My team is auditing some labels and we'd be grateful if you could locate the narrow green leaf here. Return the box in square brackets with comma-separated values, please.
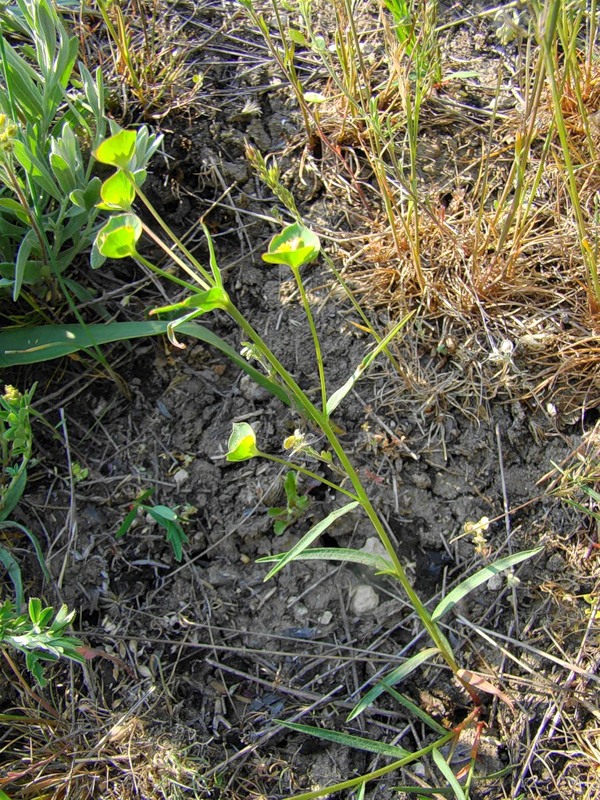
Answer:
[257, 546, 393, 573]
[115, 506, 139, 539]
[348, 647, 440, 721]
[0, 520, 50, 581]
[13, 232, 34, 301]
[0, 321, 290, 405]
[0, 468, 28, 520]
[383, 685, 448, 734]
[278, 720, 410, 757]
[263, 502, 359, 581]
[0, 545, 23, 608]
[326, 312, 413, 415]
[431, 546, 544, 622]
[431, 748, 467, 800]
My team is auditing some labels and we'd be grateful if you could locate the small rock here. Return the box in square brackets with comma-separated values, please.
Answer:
[360, 537, 388, 558]
[173, 468, 189, 489]
[487, 573, 503, 592]
[351, 584, 379, 615]
[292, 602, 309, 621]
[319, 610, 333, 625]
[411, 471, 432, 489]
[239, 374, 270, 402]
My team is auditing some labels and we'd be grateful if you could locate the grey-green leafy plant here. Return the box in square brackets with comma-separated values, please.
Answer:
[0, 597, 84, 686]
[0, 0, 107, 299]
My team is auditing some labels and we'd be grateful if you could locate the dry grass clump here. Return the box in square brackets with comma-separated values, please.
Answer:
[0, 662, 210, 800]
[253, 0, 600, 420]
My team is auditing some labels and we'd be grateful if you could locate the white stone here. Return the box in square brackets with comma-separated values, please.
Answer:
[351, 585, 379, 615]
[360, 537, 388, 558]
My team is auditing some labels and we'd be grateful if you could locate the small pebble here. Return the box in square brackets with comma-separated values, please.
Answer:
[487, 573, 503, 592]
[411, 472, 432, 489]
[360, 537, 388, 558]
[351, 584, 379, 615]
[546, 553, 566, 574]
[173, 468, 189, 489]
[319, 610, 333, 625]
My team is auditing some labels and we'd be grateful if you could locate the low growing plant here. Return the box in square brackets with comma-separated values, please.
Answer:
[267, 470, 310, 535]
[0, 597, 84, 686]
[0, 0, 108, 300]
[116, 488, 189, 562]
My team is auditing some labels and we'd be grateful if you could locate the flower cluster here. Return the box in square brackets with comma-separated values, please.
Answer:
[0, 114, 18, 155]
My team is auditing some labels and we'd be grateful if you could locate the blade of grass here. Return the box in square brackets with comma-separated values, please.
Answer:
[348, 647, 441, 721]
[277, 720, 411, 757]
[431, 546, 543, 622]
[0, 321, 290, 405]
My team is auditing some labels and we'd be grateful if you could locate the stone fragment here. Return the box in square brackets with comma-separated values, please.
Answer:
[351, 584, 379, 615]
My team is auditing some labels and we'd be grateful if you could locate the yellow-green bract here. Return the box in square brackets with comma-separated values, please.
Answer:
[262, 222, 320, 269]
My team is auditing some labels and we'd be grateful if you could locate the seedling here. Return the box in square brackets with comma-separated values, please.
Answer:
[267, 471, 310, 535]
[116, 488, 189, 562]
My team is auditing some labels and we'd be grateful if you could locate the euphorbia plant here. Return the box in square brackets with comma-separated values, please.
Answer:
[90, 129, 541, 795]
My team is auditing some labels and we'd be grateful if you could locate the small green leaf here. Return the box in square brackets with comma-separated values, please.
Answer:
[303, 91, 327, 104]
[226, 422, 260, 462]
[98, 171, 135, 210]
[348, 647, 441, 720]
[263, 502, 359, 580]
[148, 505, 178, 522]
[262, 222, 320, 269]
[95, 213, 142, 259]
[257, 546, 393, 573]
[94, 130, 137, 169]
[431, 546, 544, 622]
[288, 28, 307, 46]
[278, 720, 410, 757]
[0, 546, 23, 609]
[432, 748, 467, 800]
[150, 287, 230, 316]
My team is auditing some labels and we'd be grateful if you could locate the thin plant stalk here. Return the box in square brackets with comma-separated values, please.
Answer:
[128, 184, 459, 672]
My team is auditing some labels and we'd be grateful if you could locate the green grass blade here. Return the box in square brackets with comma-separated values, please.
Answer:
[326, 312, 413, 415]
[431, 748, 467, 800]
[383, 685, 447, 734]
[431, 546, 544, 622]
[348, 647, 441, 721]
[0, 321, 290, 405]
[278, 720, 410, 758]
[0, 520, 50, 581]
[257, 546, 394, 573]
[262, 502, 359, 581]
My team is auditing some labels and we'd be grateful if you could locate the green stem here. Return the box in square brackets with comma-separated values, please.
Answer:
[262, 453, 359, 501]
[291, 265, 328, 414]
[133, 184, 213, 288]
[284, 727, 457, 800]
[227, 301, 458, 671]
